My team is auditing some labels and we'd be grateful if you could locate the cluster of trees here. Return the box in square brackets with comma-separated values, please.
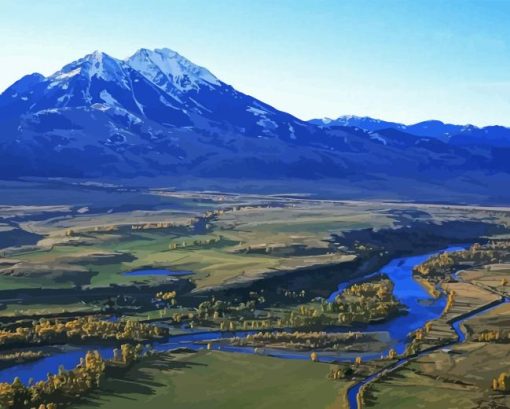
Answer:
[414, 252, 455, 277]
[492, 372, 510, 392]
[442, 290, 456, 316]
[328, 365, 354, 380]
[343, 280, 391, 299]
[160, 279, 399, 334]
[414, 241, 510, 280]
[199, 279, 401, 332]
[252, 279, 402, 329]
[0, 350, 46, 366]
[131, 221, 174, 230]
[196, 298, 257, 321]
[169, 237, 222, 250]
[218, 312, 318, 332]
[192, 293, 267, 328]
[112, 343, 145, 365]
[169, 311, 195, 324]
[204, 209, 225, 218]
[353, 242, 375, 254]
[280, 289, 307, 299]
[0, 317, 166, 348]
[226, 330, 374, 351]
[0, 327, 30, 346]
[330, 279, 402, 324]
[0, 350, 104, 409]
[474, 329, 510, 343]
[404, 321, 435, 355]
[203, 204, 272, 221]
[89, 225, 118, 233]
[0, 342, 149, 409]
[155, 291, 177, 302]
[219, 319, 271, 331]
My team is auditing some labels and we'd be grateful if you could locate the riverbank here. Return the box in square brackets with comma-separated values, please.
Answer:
[348, 243, 510, 409]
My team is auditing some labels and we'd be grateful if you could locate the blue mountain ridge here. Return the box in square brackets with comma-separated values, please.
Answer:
[1, 48, 509, 202]
[309, 115, 510, 146]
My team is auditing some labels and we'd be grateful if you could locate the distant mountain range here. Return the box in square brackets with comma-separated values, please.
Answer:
[309, 115, 510, 147]
[1, 48, 510, 203]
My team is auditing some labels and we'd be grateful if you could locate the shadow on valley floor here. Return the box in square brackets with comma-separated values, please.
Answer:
[81, 354, 207, 406]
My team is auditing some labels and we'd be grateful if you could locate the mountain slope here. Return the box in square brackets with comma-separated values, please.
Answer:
[0, 48, 332, 178]
[0, 48, 510, 202]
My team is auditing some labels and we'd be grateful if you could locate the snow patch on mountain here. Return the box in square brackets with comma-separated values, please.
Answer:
[127, 48, 220, 94]
[100, 90, 118, 106]
[370, 134, 387, 145]
[288, 124, 296, 140]
[247, 106, 269, 116]
[55, 67, 81, 81]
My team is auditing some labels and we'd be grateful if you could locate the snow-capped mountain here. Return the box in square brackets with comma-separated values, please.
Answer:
[309, 115, 509, 145]
[0, 48, 314, 142]
[0, 48, 327, 178]
[1, 48, 510, 202]
[127, 48, 221, 94]
[309, 115, 406, 133]
[0, 50, 192, 128]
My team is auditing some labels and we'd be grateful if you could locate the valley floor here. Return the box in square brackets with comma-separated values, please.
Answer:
[75, 351, 347, 409]
[2, 181, 510, 409]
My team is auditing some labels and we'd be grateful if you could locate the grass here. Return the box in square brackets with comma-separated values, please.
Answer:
[3, 193, 510, 293]
[367, 365, 481, 409]
[459, 264, 510, 297]
[367, 341, 510, 408]
[0, 301, 98, 317]
[3, 202, 380, 290]
[0, 275, 71, 290]
[366, 295, 510, 409]
[463, 302, 510, 335]
[76, 351, 347, 409]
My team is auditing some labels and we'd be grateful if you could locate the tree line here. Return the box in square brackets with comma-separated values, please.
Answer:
[0, 342, 150, 409]
[0, 316, 167, 349]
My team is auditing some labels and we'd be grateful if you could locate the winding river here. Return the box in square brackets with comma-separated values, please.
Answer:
[1, 243, 493, 407]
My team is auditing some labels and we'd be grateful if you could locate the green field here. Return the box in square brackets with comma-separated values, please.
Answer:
[365, 275, 510, 409]
[76, 351, 347, 409]
[1, 198, 396, 291]
[366, 342, 510, 409]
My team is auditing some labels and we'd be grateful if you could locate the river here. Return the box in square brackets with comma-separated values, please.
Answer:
[0, 245, 474, 390]
[345, 249, 508, 409]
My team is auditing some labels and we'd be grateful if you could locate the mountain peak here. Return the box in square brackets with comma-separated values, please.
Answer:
[126, 47, 220, 93]
[48, 50, 131, 92]
[86, 50, 108, 61]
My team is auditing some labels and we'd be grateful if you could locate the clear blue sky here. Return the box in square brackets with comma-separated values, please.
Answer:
[0, 0, 509, 126]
